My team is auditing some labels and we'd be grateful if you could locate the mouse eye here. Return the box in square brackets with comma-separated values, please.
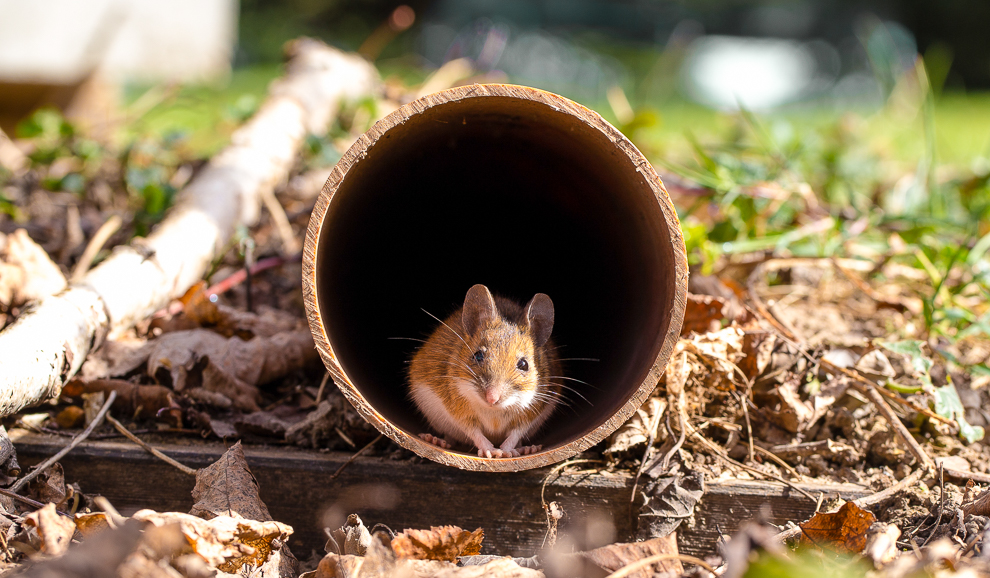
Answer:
[517, 358, 529, 372]
[473, 350, 485, 364]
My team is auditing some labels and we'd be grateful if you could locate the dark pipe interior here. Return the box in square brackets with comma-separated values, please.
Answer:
[317, 96, 676, 450]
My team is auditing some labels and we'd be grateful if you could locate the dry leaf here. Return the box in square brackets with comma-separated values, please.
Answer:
[0, 229, 66, 308]
[391, 526, 484, 562]
[23, 503, 75, 556]
[74, 512, 112, 537]
[133, 510, 293, 574]
[24, 463, 68, 511]
[580, 533, 682, 578]
[111, 327, 317, 411]
[64, 378, 178, 421]
[329, 514, 372, 556]
[681, 293, 726, 335]
[799, 501, 876, 553]
[55, 406, 85, 429]
[606, 397, 665, 456]
[864, 522, 901, 568]
[191, 441, 271, 522]
[432, 557, 544, 577]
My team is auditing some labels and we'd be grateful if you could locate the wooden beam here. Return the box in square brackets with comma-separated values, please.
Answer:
[12, 434, 869, 558]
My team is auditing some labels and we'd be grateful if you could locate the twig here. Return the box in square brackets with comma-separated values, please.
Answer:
[10, 390, 117, 493]
[541, 459, 605, 512]
[821, 359, 936, 472]
[603, 552, 716, 578]
[753, 445, 802, 480]
[261, 188, 300, 255]
[105, 415, 198, 476]
[93, 496, 126, 529]
[774, 468, 927, 543]
[71, 215, 122, 283]
[0, 487, 71, 518]
[630, 402, 665, 503]
[330, 434, 383, 479]
[919, 463, 946, 547]
[207, 254, 298, 297]
[823, 358, 950, 424]
[316, 371, 331, 404]
[689, 427, 817, 502]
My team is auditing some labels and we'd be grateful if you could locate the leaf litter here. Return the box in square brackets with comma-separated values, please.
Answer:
[1, 30, 990, 578]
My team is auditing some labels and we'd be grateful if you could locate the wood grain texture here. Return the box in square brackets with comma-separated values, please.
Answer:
[12, 435, 869, 558]
[303, 84, 688, 472]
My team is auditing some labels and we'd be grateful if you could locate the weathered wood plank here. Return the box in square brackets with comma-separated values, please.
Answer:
[13, 434, 869, 558]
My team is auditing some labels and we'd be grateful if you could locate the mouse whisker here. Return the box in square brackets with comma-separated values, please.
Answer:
[388, 336, 428, 343]
[543, 382, 594, 406]
[545, 375, 602, 391]
[555, 357, 600, 363]
[420, 308, 474, 352]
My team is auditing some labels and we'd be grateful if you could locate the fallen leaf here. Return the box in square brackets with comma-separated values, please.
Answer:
[111, 328, 317, 411]
[55, 406, 85, 429]
[64, 378, 178, 421]
[636, 466, 705, 539]
[391, 526, 484, 562]
[133, 510, 293, 574]
[329, 514, 372, 556]
[0, 229, 66, 308]
[681, 293, 726, 336]
[580, 533, 682, 577]
[24, 463, 68, 511]
[23, 503, 75, 555]
[432, 557, 544, 577]
[74, 512, 112, 537]
[799, 501, 876, 553]
[864, 522, 901, 568]
[191, 441, 271, 522]
[606, 397, 665, 457]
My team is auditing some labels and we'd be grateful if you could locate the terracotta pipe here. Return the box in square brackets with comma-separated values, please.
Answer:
[303, 84, 687, 472]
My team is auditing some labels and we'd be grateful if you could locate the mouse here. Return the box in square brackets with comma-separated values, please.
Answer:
[408, 284, 562, 458]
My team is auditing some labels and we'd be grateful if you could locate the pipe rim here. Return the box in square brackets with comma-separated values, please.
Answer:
[303, 84, 687, 472]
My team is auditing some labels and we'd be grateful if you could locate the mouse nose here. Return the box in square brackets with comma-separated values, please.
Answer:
[485, 388, 500, 405]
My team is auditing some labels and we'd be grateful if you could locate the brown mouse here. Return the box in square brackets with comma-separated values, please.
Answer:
[408, 284, 562, 458]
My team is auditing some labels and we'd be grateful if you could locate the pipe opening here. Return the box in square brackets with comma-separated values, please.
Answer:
[310, 86, 684, 466]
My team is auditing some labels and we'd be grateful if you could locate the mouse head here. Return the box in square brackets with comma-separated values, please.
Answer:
[459, 284, 554, 410]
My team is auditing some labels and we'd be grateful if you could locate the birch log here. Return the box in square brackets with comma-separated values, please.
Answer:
[0, 39, 378, 415]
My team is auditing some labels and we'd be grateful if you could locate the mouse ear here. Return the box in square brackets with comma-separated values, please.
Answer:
[462, 284, 497, 337]
[524, 293, 554, 347]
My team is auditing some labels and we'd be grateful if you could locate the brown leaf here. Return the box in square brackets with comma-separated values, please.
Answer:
[111, 327, 317, 410]
[606, 397, 665, 456]
[133, 510, 292, 574]
[25, 463, 68, 511]
[681, 293, 726, 336]
[74, 512, 112, 537]
[191, 441, 271, 522]
[432, 557, 544, 577]
[391, 526, 484, 562]
[23, 503, 75, 556]
[66, 378, 178, 421]
[55, 406, 85, 429]
[0, 229, 66, 308]
[799, 501, 876, 553]
[581, 533, 682, 577]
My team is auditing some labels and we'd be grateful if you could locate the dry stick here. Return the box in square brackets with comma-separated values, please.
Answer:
[630, 402, 665, 503]
[0, 487, 71, 518]
[753, 445, 803, 480]
[105, 415, 198, 476]
[821, 359, 936, 473]
[774, 467, 927, 543]
[0, 41, 378, 416]
[688, 426, 818, 502]
[10, 390, 117, 493]
[603, 553, 716, 578]
[70, 214, 122, 283]
[330, 434, 383, 479]
[260, 188, 300, 255]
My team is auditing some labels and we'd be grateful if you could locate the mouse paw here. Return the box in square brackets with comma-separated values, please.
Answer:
[478, 447, 510, 458]
[418, 433, 451, 449]
[515, 444, 542, 455]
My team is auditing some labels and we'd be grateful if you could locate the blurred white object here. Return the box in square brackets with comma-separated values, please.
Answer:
[0, 0, 237, 84]
[681, 35, 818, 111]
